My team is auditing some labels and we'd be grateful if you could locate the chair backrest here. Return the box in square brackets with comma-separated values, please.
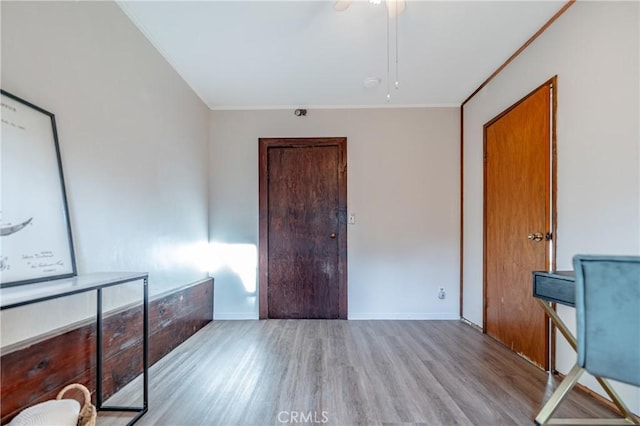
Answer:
[573, 255, 640, 386]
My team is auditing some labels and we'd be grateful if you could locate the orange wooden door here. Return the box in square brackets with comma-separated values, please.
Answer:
[258, 138, 347, 319]
[484, 82, 553, 369]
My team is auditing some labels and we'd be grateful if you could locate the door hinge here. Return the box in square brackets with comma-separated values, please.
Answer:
[483, 151, 487, 162]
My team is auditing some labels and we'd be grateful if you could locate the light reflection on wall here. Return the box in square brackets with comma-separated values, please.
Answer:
[176, 241, 257, 294]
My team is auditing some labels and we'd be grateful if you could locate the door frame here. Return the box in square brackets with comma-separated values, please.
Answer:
[482, 76, 558, 367]
[258, 137, 348, 320]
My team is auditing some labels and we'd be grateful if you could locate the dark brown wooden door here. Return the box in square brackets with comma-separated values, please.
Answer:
[484, 80, 555, 369]
[259, 138, 347, 319]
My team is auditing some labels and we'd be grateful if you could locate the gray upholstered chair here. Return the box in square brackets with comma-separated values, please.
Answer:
[575, 255, 640, 389]
[537, 255, 640, 425]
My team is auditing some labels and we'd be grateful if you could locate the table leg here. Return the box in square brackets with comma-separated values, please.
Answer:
[143, 277, 149, 413]
[535, 299, 639, 425]
[96, 287, 103, 409]
[536, 299, 576, 350]
[594, 377, 639, 424]
[535, 364, 584, 425]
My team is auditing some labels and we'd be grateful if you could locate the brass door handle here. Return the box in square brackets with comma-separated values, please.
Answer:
[330, 233, 337, 239]
[528, 232, 544, 242]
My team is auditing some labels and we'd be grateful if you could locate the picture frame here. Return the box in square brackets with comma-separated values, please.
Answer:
[1, 89, 77, 287]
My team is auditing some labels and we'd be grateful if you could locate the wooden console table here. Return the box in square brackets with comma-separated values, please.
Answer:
[1, 272, 149, 425]
[532, 270, 637, 425]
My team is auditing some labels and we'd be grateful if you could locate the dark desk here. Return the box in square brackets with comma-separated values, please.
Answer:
[532, 271, 637, 425]
[533, 270, 575, 306]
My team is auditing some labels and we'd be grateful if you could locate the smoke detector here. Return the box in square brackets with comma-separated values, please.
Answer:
[363, 77, 381, 89]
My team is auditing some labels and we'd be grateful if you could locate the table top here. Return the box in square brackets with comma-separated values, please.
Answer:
[533, 270, 575, 280]
[0, 272, 148, 310]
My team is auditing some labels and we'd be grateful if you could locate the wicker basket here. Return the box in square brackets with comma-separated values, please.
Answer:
[56, 384, 97, 426]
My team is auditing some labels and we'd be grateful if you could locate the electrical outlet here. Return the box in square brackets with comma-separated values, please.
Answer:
[438, 287, 446, 300]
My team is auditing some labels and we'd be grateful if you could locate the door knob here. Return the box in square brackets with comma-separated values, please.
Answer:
[527, 232, 544, 242]
[330, 233, 337, 239]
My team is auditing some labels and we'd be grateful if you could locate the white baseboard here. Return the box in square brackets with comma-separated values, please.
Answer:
[214, 313, 258, 320]
[461, 316, 483, 330]
[348, 313, 461, 320]
[213, 313, 461, 320]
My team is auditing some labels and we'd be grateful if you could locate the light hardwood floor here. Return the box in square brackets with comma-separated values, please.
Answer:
[100, 320, 618, 426]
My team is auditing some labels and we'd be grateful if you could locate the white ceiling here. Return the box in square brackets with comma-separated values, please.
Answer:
[117, 1, 566, 109]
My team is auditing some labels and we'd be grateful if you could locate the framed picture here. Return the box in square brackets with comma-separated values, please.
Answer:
[1, 90, 76, 287]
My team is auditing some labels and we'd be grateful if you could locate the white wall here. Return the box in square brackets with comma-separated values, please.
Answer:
[462, 1, 639, 412]
[1, 1, 210, 347]
[209, 108, 460, 320]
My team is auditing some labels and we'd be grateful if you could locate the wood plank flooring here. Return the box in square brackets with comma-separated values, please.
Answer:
[99, 320, 618, 426]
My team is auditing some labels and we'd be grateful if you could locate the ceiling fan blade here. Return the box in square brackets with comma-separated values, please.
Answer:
[387, 0, 406, 18]
[333, 0, 353, 12]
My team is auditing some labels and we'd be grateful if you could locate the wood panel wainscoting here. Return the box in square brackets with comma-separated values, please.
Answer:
[0, 278, 213, 424]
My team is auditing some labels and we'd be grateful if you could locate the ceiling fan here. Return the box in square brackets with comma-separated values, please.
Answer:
[334, 0, 407, 18]
[334, 0, 406, 102]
